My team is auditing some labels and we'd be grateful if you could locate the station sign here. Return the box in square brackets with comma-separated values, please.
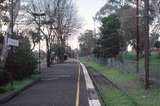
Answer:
[8, 38, 19, 47]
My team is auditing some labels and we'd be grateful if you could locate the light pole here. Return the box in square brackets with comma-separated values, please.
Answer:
[32, 12, 45, 73]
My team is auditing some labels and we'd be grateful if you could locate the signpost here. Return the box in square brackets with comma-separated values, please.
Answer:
[7, 38, 19, 47]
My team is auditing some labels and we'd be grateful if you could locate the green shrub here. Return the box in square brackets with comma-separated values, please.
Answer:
[5, 36, 38, 80]
[0, 70, 10, 86]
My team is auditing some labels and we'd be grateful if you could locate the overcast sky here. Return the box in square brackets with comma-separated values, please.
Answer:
[68, 0, 107, 49]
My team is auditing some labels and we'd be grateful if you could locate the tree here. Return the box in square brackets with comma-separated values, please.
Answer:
[27, 0, 79, 66]
[95, 14, 121, 58]
[154, 41, 160, 49]
[0, 0, 8, 25]
[5, 36, 38, 80]
[51, 0, 80, 62]
[151, 0, 160, 35]
[0, 0, 21, 65]
[78, 30, 96, 56]
[150, 33, 160, 48]
[28, 30, 41, 51]
[95, 0, 158, 56]
[95, 0, 136, 20]
[117, 6, 146, 55]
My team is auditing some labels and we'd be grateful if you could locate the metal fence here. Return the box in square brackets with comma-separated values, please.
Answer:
[90, 56, 160, 84]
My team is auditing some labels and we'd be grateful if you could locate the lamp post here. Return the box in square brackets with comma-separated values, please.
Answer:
[32, 12, 45, 73]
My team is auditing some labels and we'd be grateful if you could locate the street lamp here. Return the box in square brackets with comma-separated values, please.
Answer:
[32, 12, 45, 73]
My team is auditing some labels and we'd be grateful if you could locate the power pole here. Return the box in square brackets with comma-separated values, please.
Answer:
[9, 0, 14, 86]
[144, 0, 150, 89]
[11, 0, 14, 35]
[38, 16, 41, 73]
[136, 0, 139, 73]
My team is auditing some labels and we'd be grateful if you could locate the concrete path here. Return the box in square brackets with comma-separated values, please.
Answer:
[2, 60, 89, 106]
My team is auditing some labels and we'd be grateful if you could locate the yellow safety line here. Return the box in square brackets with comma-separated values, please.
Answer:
[75, 63, 80, 106]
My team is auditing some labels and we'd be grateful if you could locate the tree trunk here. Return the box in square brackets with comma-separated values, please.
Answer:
[46, 50, 51, 67]
[60, 41, 65, 63]
[46, 40, 51, 67]
[57, 38, 65, 63]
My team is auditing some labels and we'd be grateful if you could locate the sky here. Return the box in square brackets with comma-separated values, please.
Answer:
[68, 0, 107, 49]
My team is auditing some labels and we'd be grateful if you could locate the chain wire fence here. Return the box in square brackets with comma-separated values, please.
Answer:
[85, 55, 160, 84]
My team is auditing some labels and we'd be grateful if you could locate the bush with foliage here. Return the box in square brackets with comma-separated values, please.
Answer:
[0, 70, 10, 86]
[93, 14, 121, 58]
[5, 36, 38, 80]
[154, 41, 160, 48]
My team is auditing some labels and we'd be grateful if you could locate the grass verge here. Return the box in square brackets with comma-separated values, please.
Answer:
[0, 74, 40, 94]
[87, 66, 137, 106]
[82, 59, 160, 106]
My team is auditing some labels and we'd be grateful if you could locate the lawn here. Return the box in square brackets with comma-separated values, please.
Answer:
[101, 87, 137, 106]
[82, 59, 160, 106]
[0, 74, 40, 94]
[123, 51, 160, 64]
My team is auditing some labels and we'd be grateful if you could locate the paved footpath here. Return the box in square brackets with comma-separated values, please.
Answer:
[2, 60, 89, 106]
